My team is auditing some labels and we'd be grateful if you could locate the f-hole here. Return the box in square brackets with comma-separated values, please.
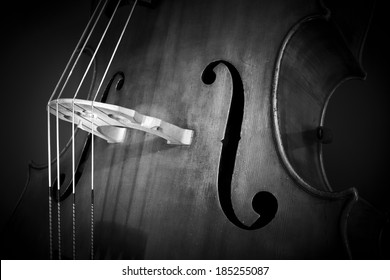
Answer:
[51, 138, 91, 203]
[202, 60, 278, 230]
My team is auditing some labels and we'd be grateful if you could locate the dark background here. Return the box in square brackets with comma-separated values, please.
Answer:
[0, 0, 389, 235]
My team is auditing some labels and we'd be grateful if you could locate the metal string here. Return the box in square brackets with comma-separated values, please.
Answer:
[66, 4, 109, 260]
[48, 184, 53, 260]
[66, 0, 124, 156]
[71, 0, 123, 102]
[90, 190, 94, 259]
[92, 0, 138, 103]
[49, 0, 139, 260]
[72, 194, 76, 260]
[91, 100, 94, 260]
[90, 0, 139, 259]
[58, 1, 110, 102]
[47, 109, 53, 260]
[72, 99, 75, 259]
[70, 0, 123, 260]
[50, 0, 124, 260]
[72, 98, 76, 259]
[48, 0, 107, 103]
[48, 0, 107, 260]
[55, 100, 61, 260]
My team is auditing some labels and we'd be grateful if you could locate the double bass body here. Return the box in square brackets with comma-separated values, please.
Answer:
[3, 0, 385, 259]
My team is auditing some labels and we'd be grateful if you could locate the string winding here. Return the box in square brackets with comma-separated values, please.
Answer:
[47, 0, 140, 259]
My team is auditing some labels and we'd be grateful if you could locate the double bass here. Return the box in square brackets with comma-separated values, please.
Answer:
[2, 0, 388, 259]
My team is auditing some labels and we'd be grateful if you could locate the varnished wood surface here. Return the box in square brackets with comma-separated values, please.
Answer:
[276, 18, 364, 192]
[2, 0, 382, 259]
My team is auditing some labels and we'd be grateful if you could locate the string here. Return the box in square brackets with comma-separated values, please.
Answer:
[72, 101, 76, 260]
[70, 1, 119, 257]
[90, 0, 139, 259]
[71, 0, 123, 103]
[47, 108, 53, 260]
[70, 7, 125, 243]
[91, 100, 94, 259]
[68, 0, 129, 259]
[71, 0, 123, 260]
[57, 0, 110, 101]
[48, 0, 107, 103]
[68, 0, 121, 260]
[55, 100, 61, 260]
[90, 189, 94, 259]
[50, 0, 139, 260]
[92, 0, 138, 103]
[47, 0, 108, 260]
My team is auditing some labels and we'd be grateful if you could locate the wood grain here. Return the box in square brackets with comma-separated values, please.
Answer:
[3, 0, 379, 259]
